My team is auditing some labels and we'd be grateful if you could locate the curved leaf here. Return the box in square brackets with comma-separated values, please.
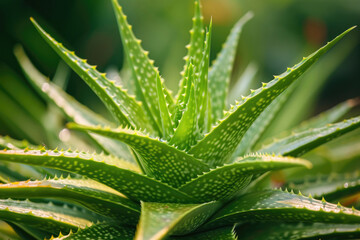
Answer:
[0, 149, 197, 203]
[172, 227, 237, 240]
[111, 0, 174, 135]
[135, 201, 220, 240]
[287, 172, 360, 202]
[68, 124, 210, 188]
[209, 12, 253, 125]
[30, 18, 153, 133]
[156, 74, 174, 139]
[179, 154, 311, 202]
[188, 27, 355, 167]
[14, 45, 135, 162]
[259, 116, 360, 157]
[0, 177, 140, 224]
[51, 223, 135, 240]
[239, 222, 360, 240]
[204, 189, 360, 229]
[0, 199, 98, 235]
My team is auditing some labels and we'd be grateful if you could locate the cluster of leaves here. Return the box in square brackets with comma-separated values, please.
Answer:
[0, 0, 359, 239]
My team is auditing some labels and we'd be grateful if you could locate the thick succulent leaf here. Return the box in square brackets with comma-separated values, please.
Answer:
[0, 222, 24, 240]
[284, 98, 359, 137]
[31, 18, 153, 133]
[111, 0, 174, 135]
[196, 23, 212, 132]
[0, 177, 140, 224]
[239, 222, 360, 240]
[259, 116, 360, 157]
[178, 154, 311, 202]
[204, 189, 360, 229]
[135, 201, 220, 240]
[176, 0, 204, 107]
[14, 45, 135, 162]
[68, 124, 210, 188]
[287, 172, 360, 202]
[0, 135, 36, 150]
[188, 27, 355, 167]
[233, 85, 294, 157]
[261, 37, 357, 137]
[50, 223, 135, 240]
[0, 199, 98, 235]
[156, 74, 174, 140]
[227, 62, 258, 105]
[170, 84, 198, 151]
[172, 227, 237, 240]
[0, 149, 198, 203]
[209, 12, 252, 124]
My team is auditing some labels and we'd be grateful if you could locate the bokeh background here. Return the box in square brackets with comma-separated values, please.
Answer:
[0, 0, 359, 143]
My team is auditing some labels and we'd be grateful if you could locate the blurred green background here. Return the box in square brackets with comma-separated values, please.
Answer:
[0, 0, 359, 142]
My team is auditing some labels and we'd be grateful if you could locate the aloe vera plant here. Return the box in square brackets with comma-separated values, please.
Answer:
[0, 0, 359, 239]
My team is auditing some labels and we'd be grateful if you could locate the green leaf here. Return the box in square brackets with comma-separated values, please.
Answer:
[0, 176, 140, 224]
[286, 172, 360, 202]
[172, 227, 237, 240]
[259, 116, 360, 157]
[209, 12, 253, 125]
[233, 85, 295, 157]
[204, 189, 360, 229]
[239, 222, 360, 240]
[176, 0, 204, 108]
[282, 98, 359, 137]
[14, 45, 135, 162]
[51, 224, 135, 240]
[178, 154, 311, 202]
[30, 18, 153, 133]
[0, 149, 197, 203]
[68, 124, 210, 188]
[188, 27, 355, 167]
[0, 135, 36, 150]
[135, 201, 220, 240]
[0, 199, 98, 235]
[196, 22, 212, 133]
[111, 0, 174, 135]
[170, 84, 198, 151]
[156, 74, 174, 140]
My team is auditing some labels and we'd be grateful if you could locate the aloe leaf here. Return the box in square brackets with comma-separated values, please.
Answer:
[30, 19, 153, 133]
[0, 135, 36, 150]
[135, 201, 220, 240]
[176, 0, 204, 106]
[51, 224, 135, 240]
[0, 149, 197, 203]
[204, 189, 360, 229]
[209, 12, 253, 125]
[259, 116, 360, 157]
[240, 222, 360, 240]
[283, 98, 359, 137]
[188, 27, 355, 167]
[228, 62, 258, 105]
[261, 36, 357, 137]
[0, 177, 140, 224]
[172, 227, 237, 240]
[156, 74, 174, 139]
[9, 222, 53, 240]
[14, 44, 135, 163]
[287, 172, 360, 202]
[111, 0, 174, 135]
[68, 124, 210, 188]
[170, 84, 198, 151]
[0, 199, 98, 235]
[179, 154, 311, 202]
[233, 85, 295, 157]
